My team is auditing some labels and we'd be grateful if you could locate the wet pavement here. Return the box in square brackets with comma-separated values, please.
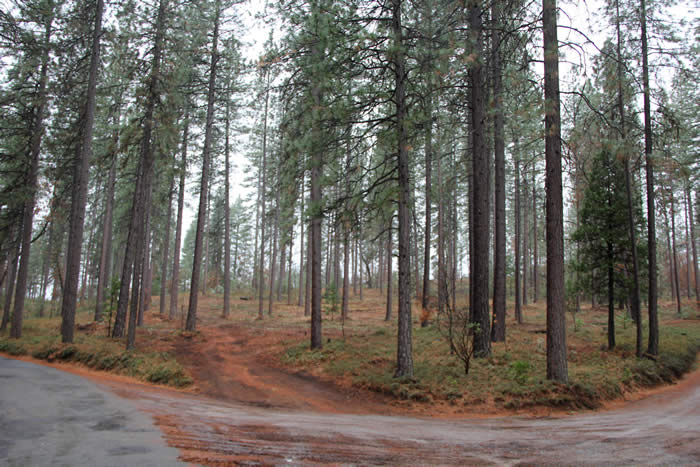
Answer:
[0, 357, 184, 466]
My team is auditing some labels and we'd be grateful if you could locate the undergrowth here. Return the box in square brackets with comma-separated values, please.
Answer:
[0, 315, 192, 388]
[281, 302, 699, 411]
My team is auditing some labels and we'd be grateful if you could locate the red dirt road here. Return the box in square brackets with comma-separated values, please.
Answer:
[84, 316, 699, 466]
[95, 362, 699, 465]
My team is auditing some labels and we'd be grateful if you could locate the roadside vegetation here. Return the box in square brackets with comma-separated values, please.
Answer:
[2, 291, 697, 413]
[278, 293, 699, 411]
[0, 301, 192, 388]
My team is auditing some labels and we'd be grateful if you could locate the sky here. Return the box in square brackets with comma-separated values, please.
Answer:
[172, 0, 698, 272]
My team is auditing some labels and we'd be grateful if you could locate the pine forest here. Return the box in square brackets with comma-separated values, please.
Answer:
[0, 0, 699, 463]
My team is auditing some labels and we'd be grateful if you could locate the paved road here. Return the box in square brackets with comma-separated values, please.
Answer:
[0, 357, 184, 467]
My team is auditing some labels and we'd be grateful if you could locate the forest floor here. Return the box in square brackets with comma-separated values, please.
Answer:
[2, 288, 699, 465]
[2, 288, 699, 464]
[1, 287, 699, 418]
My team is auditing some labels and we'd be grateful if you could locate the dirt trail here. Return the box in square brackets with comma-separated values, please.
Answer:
[172, 323, 393, 414]
[89, 363, 700, 465]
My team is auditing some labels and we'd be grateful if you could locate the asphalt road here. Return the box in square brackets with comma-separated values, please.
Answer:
[0, 356, 184, 467]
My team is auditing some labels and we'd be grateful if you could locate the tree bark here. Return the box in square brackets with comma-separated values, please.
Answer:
[684, 194, 691, 300]
[223, 82, 232, 318]
[491, 0, 506, 342]
[186, 0, 220, 332]
[169, 106, 189, 320]
[522, 171, 529, 306]
[670, 191, 681, 314]
[268, 178, 280, 316]
[687, 188, 699, 305]
[514, 156, 522, 324]
[59, 0, 101, 343]
[385, 223, 393, 321]
[159, 178, 174, 316]
[12, 7, 53, 339]
[469, 0, 491, 358]
[607, 240, 615, 350]
[543, 0, 568, 382]
[95, 115, 119, 322]
[1, 243, 19, 332]
[422, 95, 433, 311]
[641, 0, 658, 356]
[532, 169, 538, 303]
[392, 0, 414, 378]
[257, 68, 270, 320]
[305, 221, 312, 317]
[615, 0, 642, 356]
[310, 11, 323, 348]
[114, 0, 166, 342]
[298, 183, 305, 307]
[342, 229, 350, 321]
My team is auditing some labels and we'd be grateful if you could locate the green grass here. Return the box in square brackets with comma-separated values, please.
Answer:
[0, 314, 192, 388]
[281, 301, 700, 411]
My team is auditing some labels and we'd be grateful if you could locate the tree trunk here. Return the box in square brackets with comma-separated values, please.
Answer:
[532, 169, 538, 303]
[186, 0, 220, 332]
[641, 0, 658, 356]
[201, 178, 211, 296]
[543, 0, 568, 382]
[437, 130, 446, 318]
[514, 154, 522, 324]
[257, 68, 270, 321]
[615, 0, 642, 356]
[607, 241, 616, 350]
[491, 0, 506, 342]
[522, 171, 529, 306]
[223, 82, 232, 318]
[268, 182, 280, 316]
[12, 8, 54, 339]
[298, 185, 305, 307]
[1, 243, 19, 332]
[115, 0, 166, 342]
[310, 18, 323, 349]
[392, 0, 413, 378]
[385, 223, 393, 321]
[287, 232, 293, 305]
[305, 222, 312, 317]
[664, 213, 674, 299]
[159, 177, 175, 316]
[277, 239, 286, 302]
[688, 188, 699, 305]
[138, 213, 153, 325]
[359, 230, 364, 300]
[670, 192, 681, 314]
[95, 116, 118, 322]
[684, 194, 691, 299]
[169, 106, 189, 320]
[422, 95, 433, 311]
[469, 0, 491, 358]
[59, 0, 100, 343]
[342, 230, 350, 321]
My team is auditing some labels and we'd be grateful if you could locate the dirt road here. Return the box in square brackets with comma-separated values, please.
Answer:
[96, 355, 700, 465]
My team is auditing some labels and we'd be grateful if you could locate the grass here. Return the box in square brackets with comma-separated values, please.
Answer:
[280, 293, 700, 411]
[0, 310, 192, 388]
